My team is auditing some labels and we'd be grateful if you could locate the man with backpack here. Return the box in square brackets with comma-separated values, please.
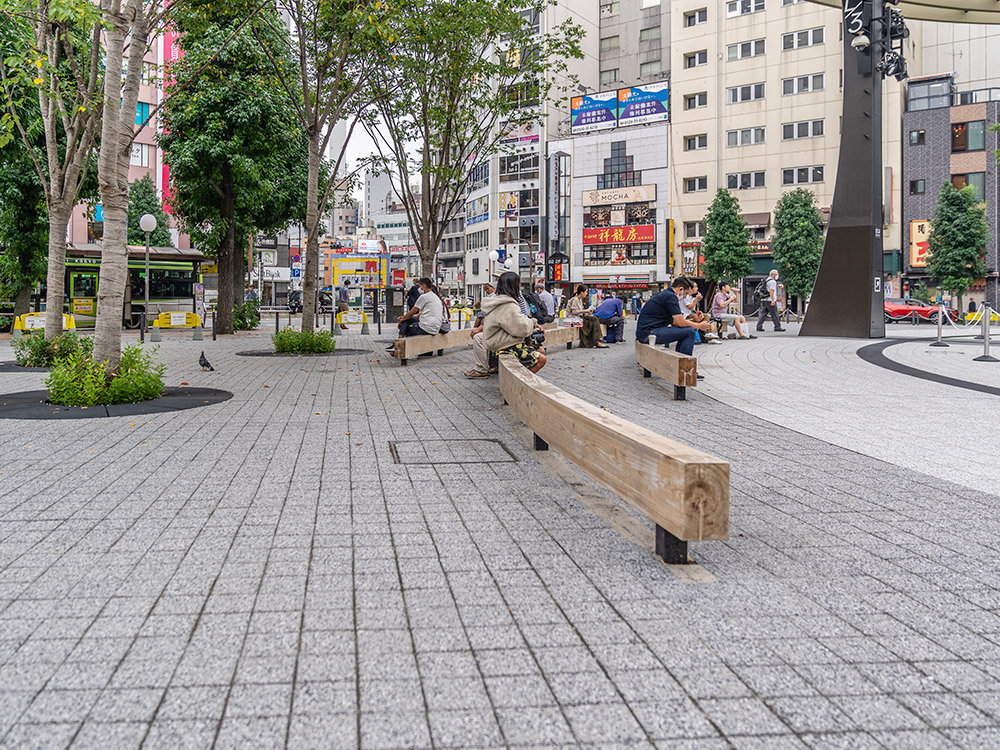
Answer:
[755, 270, 785, 332]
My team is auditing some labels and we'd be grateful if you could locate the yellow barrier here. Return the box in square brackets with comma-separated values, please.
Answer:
[967, 311, 999, 323]
[13, 313, 76, 331]
[336, 310, 369, 325]
[151, 312, 202, 328]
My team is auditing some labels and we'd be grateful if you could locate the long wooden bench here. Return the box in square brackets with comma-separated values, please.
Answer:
[392, 322, 579, 365]
[635, 341, 698, 401]
[499, 356, 729, 564]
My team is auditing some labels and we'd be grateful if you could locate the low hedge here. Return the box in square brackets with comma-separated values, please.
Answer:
[45, 344, 166, 406]
[12, 330, 94, 367]
[272, 327, 336, 354]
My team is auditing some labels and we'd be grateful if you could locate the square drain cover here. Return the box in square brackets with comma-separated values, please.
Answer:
[389, 439, 517, 465]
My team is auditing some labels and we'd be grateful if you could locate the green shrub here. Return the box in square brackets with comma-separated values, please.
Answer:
[272, 327, 336, 353]
[12, 330, 94, 367]
[45, 344, 166, 406]
[234, 297, 261, 330]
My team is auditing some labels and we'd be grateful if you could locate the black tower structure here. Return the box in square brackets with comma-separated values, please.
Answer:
[801, 0, 908, 338]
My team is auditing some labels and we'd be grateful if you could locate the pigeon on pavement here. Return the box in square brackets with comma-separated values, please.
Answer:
[199, 351, 214, 371]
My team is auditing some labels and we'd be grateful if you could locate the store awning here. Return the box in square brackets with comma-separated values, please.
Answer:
[808, 0, 1000, 24]
[742, 212, 770, 228]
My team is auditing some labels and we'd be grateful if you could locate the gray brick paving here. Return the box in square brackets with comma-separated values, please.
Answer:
[0, 325, 998, 747]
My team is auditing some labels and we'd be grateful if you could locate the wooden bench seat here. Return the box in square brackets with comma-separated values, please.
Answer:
[634, 341, 698, 401]
[499, 356, 729, 564]
[392, 322, 579, 365]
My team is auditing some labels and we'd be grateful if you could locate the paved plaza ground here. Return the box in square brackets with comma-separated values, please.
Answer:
[1, 319, 999, 749]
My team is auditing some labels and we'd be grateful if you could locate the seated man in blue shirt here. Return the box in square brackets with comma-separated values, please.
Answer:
[593, 295, 626, 343]
[635, 277, 711, 356]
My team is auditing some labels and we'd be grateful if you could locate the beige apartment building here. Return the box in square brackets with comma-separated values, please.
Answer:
[667, 0, 914, 297]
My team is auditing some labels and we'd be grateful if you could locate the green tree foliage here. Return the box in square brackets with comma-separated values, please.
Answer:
[367, 0, 583, 277]
[127, 174, 173, 246]
[700, 189, 752, 283]
[0, 138, 48, 316]
[161, 8, 307, 334]
[0, 2, 102, 335]
[770, 188, 824, 301]
[927, 181, 988, 303]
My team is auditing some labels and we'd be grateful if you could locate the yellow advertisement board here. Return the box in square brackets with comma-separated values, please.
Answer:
[909, 219, 931, 268]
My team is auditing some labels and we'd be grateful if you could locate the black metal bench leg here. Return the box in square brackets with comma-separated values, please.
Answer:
[533, 433, 548, 451]
[643, 368, 651, 378]
[400, 359, 407, 366]
[656, 525, 688, 564]
[673, 385, 686, 401]
[566, 342, 572, 350]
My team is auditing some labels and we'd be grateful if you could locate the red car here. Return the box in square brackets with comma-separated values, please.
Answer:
[884, 298, 960, 323]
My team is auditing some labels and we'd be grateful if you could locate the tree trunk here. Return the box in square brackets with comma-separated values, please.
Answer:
[215, 166, 236, 335]
[233, 232, 246, 308]
[302, 131, 321, 333]
[42, 205, 71, 336]
[13, 283, 32, 319]
[93, 0, 148, 371]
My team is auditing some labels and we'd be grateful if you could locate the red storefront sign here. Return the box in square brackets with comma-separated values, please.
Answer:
[582, 224, 655, 245]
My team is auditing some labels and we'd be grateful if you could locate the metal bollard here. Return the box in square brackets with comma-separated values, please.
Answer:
[139, 312, 145, 343]
[930, 304, 948, 347]
[974, 304, 998, 362]
[275, 310, 280, 333]
[330, 309, 335, 333]
[212, 310, 217, 340]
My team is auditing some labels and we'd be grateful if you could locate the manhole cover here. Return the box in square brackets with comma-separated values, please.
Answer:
[389, 439, 517, 465]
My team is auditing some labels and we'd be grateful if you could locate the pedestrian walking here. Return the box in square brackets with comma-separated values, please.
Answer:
[756, 270, 786, 332]
[337, 280, 350, 329]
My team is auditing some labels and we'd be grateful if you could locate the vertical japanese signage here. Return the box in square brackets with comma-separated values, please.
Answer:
[909, 220, 930, 268]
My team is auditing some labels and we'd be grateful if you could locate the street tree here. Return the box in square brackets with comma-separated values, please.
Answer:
[770, 188, 824, 308]
[366, 0, 582, 279]
[700, 188, 752, 284]
[927, 180, 988, 310]
[0, 0, 102, 336]
[160, 8, 306, 334]
[127, 174, 172, 247]
[253, 0, 393, 333]
[0, 139, 47, 317]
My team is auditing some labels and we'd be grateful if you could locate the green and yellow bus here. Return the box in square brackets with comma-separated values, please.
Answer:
[63, 243, 204, 328]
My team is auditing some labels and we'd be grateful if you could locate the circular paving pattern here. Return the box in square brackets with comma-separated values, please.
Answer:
[235, 348, 371, 358]
[857, 337, 1000, 397]
[0, 386, 233, 420]
[0, 361, 50, 373]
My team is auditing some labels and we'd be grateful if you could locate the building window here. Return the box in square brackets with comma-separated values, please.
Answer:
[782, 73, 824, 95]
[952, 172, 986, 199]
[600, 2, 620, 17]
[600, 69, 619, 87]
[726, 127, 766, 146]
[782, 165, 824, 185]
[471, 258, 480, 275]
[595, 140, 642, 190]
[782, 0, 805, 5]
[499, 153, 539, 183]
[952, 121, 985, 152]
[685, 177, 708, 192]
[600, 35, 620, 52]
[684, 221, 704, 239]
[639, 60, 662, 77]
[685, 92, 708, 109]
[782, 27, 824, 50]
[685, 50, 708, 68]
[909, 180, 925, 195]
[639, 26, 661, 43]
[685, 134, 708, 150]
[781, 119, 824, 140]
[727, 0, 765, 18]
[727, 171, 766, 189]
[727, 39, 766, 61]
[640, 0, 660, 8]
[726, 83, 766, 104]
[685, 8, 707, 26]
[909, 129, 925, 146]
[129, 143, 150, 167]
[135, 102, 150, 126]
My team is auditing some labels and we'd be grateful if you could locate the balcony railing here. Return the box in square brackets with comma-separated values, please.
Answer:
[907, 87, 1000, 112]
